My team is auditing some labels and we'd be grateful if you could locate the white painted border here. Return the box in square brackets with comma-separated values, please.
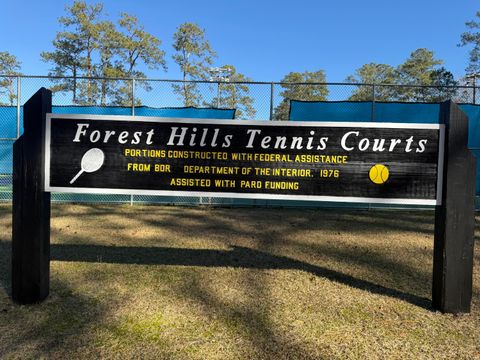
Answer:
[46, 113, 443, 129]
[436, 126, 446, 205]
[44, 113, 445, 206]
[45, 115, 52, 192]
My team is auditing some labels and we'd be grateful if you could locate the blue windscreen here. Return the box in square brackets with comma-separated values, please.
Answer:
[289, 101, 372, 122]
[52, 105, 236, 119]
[134, 106, 236, 119]
[0, 142, 12, 175]
[458, 105, 480, 150]
[53, 106, 132, 115]
[375, 102, 440, 123]
[0, 106, 19, 138]
[289, 100, 442, 123]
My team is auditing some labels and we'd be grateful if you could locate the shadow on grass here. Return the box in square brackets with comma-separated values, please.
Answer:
[50, 203, 437, 236]
[0, 241, 190, 358]
[0, 278, 109, 358]
[51, 244, 431, 310]
[0, 204, 461, 358]
[0, 241, 11, 296]
[0, 241, 106, 358]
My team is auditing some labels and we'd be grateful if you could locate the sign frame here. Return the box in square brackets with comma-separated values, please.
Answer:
[44, 113, 445, 206]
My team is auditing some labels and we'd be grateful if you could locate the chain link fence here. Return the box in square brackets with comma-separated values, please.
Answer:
[0, 75, 477, 205]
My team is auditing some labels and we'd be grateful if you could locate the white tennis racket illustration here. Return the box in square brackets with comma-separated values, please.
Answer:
[70, 148, 105, 184]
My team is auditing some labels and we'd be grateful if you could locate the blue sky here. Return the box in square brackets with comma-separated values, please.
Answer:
[1, 0, 477, 82]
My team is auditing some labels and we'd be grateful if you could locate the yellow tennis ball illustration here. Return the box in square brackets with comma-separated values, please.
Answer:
[369, 164, 389, 184]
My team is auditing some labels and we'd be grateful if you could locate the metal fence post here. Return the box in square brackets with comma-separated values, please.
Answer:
[131, 78, 136, 116]
[130, 78, 135, 206]
[371, 84, 376, 122]
[269, 83, 274, 120]
[16, 76, 21, 138]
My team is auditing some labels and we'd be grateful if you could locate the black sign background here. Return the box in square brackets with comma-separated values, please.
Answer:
[45, 114, 443, 204]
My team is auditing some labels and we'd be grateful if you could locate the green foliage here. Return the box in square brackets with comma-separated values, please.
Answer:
[424, 67, 459, 102]
[459, 11, 480, 74]
[397, 48, 443, 85]
[347, 49, 451, 102]
[205, 65, 256, 119]
[41, 1, 106, 104]
[0, 51, 21, 105]
[396, 48, 444, 101]
[62, 1, 104, 104]
[93, 20, 123, 105]
[117, 13, 166, 75]
[273, 70, 328, 120]
[37, 4, 464, 111]
[99, 13, 166, 106]
[346, 63, 396, 101]
[41, 0, 165, 105]
[41, 33, 84, 103]
[0, 52, 21, 74]
[172, 23, 216, 106]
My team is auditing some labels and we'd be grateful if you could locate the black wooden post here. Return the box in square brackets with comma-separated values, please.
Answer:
[432, 101, 476, 313]
[12, 88, 52, 304]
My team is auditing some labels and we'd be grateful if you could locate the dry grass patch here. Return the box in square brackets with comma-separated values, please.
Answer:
[0, 203, 479, 359]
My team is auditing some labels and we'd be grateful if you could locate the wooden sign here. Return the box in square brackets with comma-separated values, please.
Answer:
[45, 114, 444, 205]
[12, 89, 476, 313]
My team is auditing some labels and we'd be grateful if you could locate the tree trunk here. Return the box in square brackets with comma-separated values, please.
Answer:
[87, 37, 93, 104]
[8, 79, 14, 106]
[183, 70, 188, 106]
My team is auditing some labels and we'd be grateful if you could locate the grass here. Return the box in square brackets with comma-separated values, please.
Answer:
[0, 203, 479, 359]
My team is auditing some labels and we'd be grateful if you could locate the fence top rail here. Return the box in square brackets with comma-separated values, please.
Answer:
[0, 74, 476, 89]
